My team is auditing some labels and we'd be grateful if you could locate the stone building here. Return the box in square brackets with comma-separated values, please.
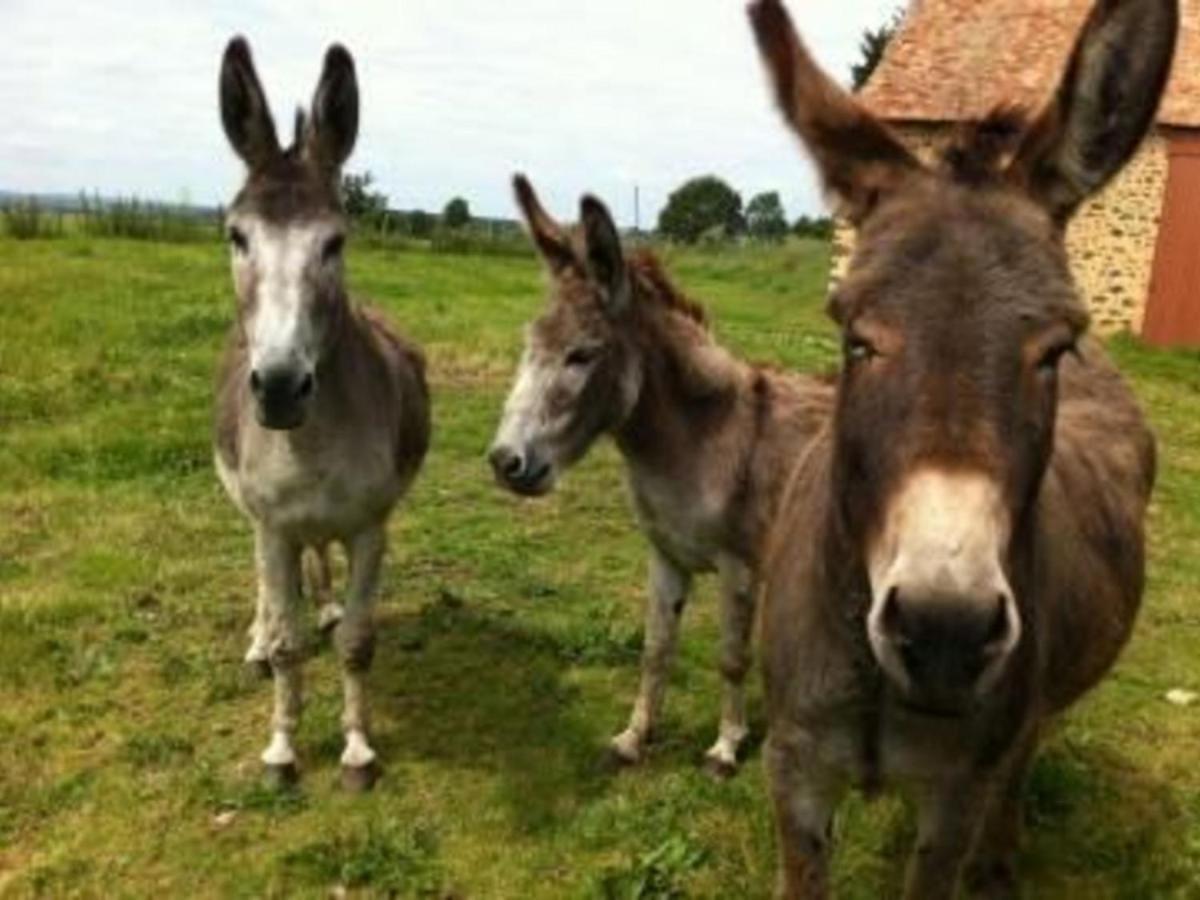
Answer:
[834, 0, 1200, 345]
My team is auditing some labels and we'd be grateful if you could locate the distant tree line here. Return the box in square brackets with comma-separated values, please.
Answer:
[655, 175, 833, 245]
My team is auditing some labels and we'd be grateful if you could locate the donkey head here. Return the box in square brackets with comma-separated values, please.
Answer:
[489, 176, 642, 496]
[219, 37, 359, 430]
[749, 0, 1176, 712]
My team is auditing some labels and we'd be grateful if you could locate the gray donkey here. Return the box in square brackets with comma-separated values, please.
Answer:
[214, 38, 430, 790]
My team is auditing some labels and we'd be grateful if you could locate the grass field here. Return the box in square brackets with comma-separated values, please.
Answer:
[1, 235, 1199, 898]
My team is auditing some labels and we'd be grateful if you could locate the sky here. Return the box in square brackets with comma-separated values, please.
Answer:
[1, 0, 900, 225]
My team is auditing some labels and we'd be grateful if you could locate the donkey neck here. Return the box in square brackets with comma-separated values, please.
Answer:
[613, 309, 745, 475]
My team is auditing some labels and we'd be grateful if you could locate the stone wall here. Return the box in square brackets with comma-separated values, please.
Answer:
[829, 125, 1169, 335]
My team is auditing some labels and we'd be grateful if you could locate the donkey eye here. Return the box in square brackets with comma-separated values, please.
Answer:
[844, 333, 878, 364]
[565, 346, 600, 368]
[322, 234, 346, 263]
[227, 226, 249, 254]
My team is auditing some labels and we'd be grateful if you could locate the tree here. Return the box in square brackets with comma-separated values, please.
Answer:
[340, 171, 388, 223]
[850, 8, 903, 92]
[442, 197, 471, 230]
[792, 214, 835, 241]
[745, 191, 788, 243]
[657, 176, 744, 244]
[409, 209, 434, 238]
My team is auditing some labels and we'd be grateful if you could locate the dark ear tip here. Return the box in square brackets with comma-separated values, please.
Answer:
[324, 44, 356, 74]
[579, 194, 612, 223]
[224, 35, 252, 65]
[513, 173, 532, 196]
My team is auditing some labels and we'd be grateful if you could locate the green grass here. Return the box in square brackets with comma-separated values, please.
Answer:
[0, 235, 1197, 898]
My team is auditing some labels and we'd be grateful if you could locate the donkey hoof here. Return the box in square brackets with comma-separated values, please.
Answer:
[243, 657, 273, 682]
[262, 761, 299, 790]
[318, 603, 345, 636]
[703, 753, 739, 782]
[340, 761, 379, 793]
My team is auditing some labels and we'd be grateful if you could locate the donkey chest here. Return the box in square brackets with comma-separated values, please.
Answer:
[628, 473, 729, 572]
[221, 436, 400, 540]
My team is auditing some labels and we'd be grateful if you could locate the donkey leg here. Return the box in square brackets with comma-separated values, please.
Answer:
[610, 550, 692, 765]
[904, 776, 990, 900]
[244, 576, 272, 679]
[967, 732, 1039, 899]
[767, 727, 845, 900]
[256, 527, 305, 786]
[335, 525, 386, 792]
[705, 555, 756, 779]
[304, 544, 343, 635]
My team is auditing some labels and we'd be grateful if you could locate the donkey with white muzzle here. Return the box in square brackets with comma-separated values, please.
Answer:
[214, 38, 430, 790]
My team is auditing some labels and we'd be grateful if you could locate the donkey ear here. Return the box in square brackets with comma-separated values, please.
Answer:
[580, 195, 629, 313]
[513, 174, 578, 275]
[747, 0, 921, 224]
[219, 36, 281, 169]
[306, 44, 359, 172]
[1010, 0, 1178, 225]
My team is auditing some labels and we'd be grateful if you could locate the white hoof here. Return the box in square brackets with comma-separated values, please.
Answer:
[608, 729, 645, 767]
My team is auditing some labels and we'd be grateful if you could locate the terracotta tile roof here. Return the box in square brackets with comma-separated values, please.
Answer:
[859, 0, 1200, 128]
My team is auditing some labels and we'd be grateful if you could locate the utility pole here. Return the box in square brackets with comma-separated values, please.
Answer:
[634, 184, 641, 235]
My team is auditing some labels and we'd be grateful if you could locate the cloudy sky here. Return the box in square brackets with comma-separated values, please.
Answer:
[2, 0, 899, 225]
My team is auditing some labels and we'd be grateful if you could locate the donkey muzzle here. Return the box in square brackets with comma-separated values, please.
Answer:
[488, 443, 553, 496]
[870, 586, 1020, 713]
[250, 365, 314, 430]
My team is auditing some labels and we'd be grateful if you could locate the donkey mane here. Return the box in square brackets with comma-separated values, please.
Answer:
[938, 105, 1030, 186]
[629, 251, 710, 327]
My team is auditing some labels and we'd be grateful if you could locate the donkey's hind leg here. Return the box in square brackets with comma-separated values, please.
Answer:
[304, 544, 342, 635]
[335, 525, 386, 791]
[610, 549, 692, 766]
[705, 555, 756, 779]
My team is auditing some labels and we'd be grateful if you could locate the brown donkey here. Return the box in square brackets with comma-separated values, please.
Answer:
[747, 0, 1173, 895]
[214, 38, 430, 789]
[489, 177, 832, 775]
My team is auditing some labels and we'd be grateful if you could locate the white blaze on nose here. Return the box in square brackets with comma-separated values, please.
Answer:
[244, 222, 323, 373]
[494, 348, 557, 450]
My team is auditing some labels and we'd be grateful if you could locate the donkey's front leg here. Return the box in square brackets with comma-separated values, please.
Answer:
[705, 555, 756, 778]
[255, 526, 305, 786]
[610, 549, 692, 766]
[767, 727, 846, 900]
[244, 578, 272, 679]
[335, 524, 386, 791]
[904, 776, 990, 900]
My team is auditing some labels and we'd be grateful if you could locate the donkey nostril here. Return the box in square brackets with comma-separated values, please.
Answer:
[249, 370, 263, 395]
[488, 446, 523, 481]
[881, 587, 908, 642]
[986, 596, 1011, 646]
[297, 373, 315, 399]
[503, 453, 525, 479]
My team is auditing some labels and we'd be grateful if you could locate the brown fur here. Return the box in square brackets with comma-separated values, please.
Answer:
[747, 0, 1174, 896]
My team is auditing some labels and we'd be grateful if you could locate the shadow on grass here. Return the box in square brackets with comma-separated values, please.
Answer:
[368, 592, 615, 834]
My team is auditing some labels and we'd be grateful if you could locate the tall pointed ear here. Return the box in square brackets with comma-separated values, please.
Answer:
[305, 44, 359, 172]
[1010, 0, 1178, 225]
[747, 0, 921, 224]
[219, 37, 281, 169]
[580, 195, 629, 314]
[512, 174, 578, 275]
